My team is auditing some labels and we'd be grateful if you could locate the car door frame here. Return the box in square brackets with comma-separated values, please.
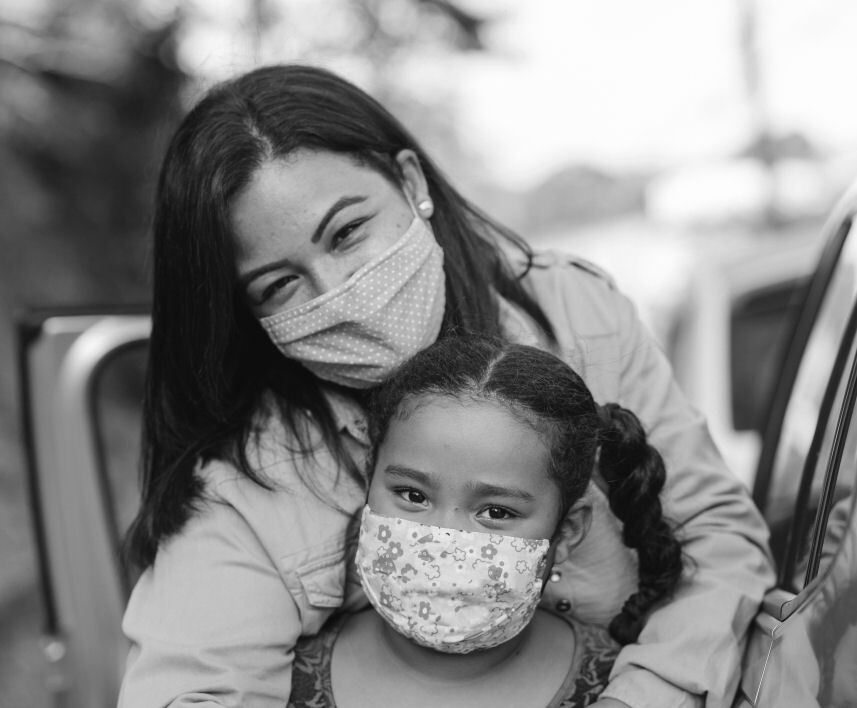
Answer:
[753, 183, 857, 517]
[17, 307, 150, 708]
[735, 290, 857, 706]
[736, 181, 857, 706]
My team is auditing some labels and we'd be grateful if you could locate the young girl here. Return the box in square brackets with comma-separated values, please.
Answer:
[287, 335, 684, 707]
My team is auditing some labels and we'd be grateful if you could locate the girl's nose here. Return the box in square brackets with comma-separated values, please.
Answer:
[435, 508, 471, 532]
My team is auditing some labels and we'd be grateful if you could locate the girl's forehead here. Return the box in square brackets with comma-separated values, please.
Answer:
[379, 395, 553, 491]
[395, 393, 538, 435]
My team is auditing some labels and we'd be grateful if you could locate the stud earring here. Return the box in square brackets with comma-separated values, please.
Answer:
[417, 198, 434, 216]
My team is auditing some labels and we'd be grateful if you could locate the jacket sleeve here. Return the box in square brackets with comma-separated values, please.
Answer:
[118, 498, 302, 708]
[593, 278, 776, 708]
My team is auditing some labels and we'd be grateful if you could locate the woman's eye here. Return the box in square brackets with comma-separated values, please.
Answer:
[259, 275, 296, 304]
[395, 488, 427, 506]
[331, 219, 367, 249]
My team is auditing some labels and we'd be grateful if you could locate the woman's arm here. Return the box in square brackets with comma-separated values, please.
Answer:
[119, 403, 365, 707]
[119, 498, 302, 707]
[596, 279, 775, 708]
[523, 255, 776, 708]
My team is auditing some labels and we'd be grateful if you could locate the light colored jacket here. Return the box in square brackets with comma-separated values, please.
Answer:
[119, 252, 775, 708]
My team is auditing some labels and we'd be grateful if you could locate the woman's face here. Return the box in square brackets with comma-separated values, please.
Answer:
[231, 148, 431, 318]
[368, 395, 564, 540]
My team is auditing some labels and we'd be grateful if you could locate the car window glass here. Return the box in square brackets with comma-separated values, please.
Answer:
[92, 343, 146, 587]
[730, 279, 807, 433]
[763, 219, 857, 569]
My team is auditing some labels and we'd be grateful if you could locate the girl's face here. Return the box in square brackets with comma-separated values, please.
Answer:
[368, 395, 564, 540]
[230, 148, 431, 318]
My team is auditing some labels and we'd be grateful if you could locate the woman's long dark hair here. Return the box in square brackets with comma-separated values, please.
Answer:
[367, 335, 684, 645]
[126, 65, 555, 569]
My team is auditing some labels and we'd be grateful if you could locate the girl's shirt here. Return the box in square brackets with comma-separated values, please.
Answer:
[119, 252, 775, 708]
[287, 611, 620, 708]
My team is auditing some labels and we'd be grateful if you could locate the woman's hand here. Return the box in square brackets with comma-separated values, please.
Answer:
[589, 699, 632, 708]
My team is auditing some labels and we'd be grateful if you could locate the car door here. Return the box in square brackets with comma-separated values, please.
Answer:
[17, 309, 150, 708]
[735, 183, 857, 707]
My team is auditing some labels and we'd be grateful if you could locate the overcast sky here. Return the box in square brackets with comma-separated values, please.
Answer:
[7, 0, 856, 190]
[449, 0, 857, 188]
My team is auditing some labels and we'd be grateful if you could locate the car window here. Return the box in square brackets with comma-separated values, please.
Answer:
[730, 278, 807, 433]
[759, 217, 857, 572]
[92, 343, 147, 591]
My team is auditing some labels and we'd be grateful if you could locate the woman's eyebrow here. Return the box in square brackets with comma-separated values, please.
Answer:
[238, 195, 368, 289]
[310, 195, 368, 243]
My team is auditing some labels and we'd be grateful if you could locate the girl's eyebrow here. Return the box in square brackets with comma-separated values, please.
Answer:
[466, 481, 535, 501]
[382, 465, 437, 487]
[237, 195, 368, 289]
[383, 467, 535, 501]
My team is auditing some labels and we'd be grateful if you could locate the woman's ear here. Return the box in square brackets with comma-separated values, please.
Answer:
[552, 504, 592, 566]
[395, 149, 432, 218]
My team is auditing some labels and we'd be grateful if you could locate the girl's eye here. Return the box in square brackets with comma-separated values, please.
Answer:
[395, 488, 428, 506]
[478, 505, 516, 521]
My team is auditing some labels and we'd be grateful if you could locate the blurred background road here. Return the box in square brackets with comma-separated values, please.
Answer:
[3, 0, 857, 705]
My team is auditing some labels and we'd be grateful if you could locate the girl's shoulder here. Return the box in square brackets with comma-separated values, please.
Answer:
[289, 613, 349, 708]
[550, 615, 620, 708]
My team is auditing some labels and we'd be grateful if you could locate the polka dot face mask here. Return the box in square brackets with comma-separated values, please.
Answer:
[259, 216, 445, 389]
[356, 506, 550, 654]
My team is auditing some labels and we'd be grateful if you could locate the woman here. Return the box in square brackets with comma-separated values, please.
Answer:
[119, 64, 774, 708]
[289, 335, 683, 707]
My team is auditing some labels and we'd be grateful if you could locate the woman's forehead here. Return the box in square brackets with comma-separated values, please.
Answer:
[229, 150, 397, 255]
[238, 150, 388, 208]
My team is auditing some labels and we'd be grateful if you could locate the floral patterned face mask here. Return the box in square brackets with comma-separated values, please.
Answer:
[356, 506, 551, 653]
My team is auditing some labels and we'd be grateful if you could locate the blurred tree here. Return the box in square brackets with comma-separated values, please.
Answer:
[0, 3, 187, 456]
[1, 1, 184, 307]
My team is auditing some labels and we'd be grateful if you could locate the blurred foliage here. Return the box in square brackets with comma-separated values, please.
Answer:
[0, 6, 184, 468]
[1, 3, 183, 309]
